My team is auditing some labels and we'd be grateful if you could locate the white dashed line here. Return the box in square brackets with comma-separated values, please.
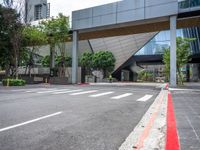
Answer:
[137, 94, 153, 102]
[25, 88, 56, 93]
[0, 112, 62, 132]
[52, 89, 83, 94]
[36, 89, 68, 94]
[89, 92, 114, 97]
[70, 90, 98, 96]
[111, 93, 133, 99]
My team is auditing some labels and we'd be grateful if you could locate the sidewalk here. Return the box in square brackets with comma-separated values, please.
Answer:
[171, 83, 200, 150]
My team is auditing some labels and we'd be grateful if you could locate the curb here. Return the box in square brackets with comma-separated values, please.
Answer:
[119, 89, 168, 150]
[119, 85, 180, 150]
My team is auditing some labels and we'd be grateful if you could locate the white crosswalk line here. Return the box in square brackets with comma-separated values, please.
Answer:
[137, 94, 153, 102]
[36, 89, 68, 94]
[12, 88, 46, 92]
[70, 90, 98, 96]
[111, 93, 133, 99]
[52, 89, 83, 94]
[89, 92, 114, 97]
[25, 88, 56, 93]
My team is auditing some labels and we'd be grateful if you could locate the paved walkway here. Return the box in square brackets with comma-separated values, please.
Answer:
[171, 83, 200, 150]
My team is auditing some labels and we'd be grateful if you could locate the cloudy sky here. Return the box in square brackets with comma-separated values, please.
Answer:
[48, 0, 121, 18]
[0, 0, 121, 16]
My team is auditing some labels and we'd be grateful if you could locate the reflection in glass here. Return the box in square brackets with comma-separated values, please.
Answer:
[135, 27, 200, 56]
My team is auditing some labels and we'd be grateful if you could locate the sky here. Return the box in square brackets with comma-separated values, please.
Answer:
[0, 0, 121, 21]
[48, 0, 121, 18]
[0, 0, 121, 16]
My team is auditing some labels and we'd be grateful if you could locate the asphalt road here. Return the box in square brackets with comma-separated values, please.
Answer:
[0, 85, 160, 150]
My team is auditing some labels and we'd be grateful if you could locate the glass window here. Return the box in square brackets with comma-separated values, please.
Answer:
[35, 4, 42, 20]
[190, 0, 200, 7]
[178, 0, 200, 9]
[135, 27, 200, 56]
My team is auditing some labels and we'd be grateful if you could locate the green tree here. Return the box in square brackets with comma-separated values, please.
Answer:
[40, 13, 70, 77]
[92, 51, 116, 78]
[80, 52, 94, 75]
[42, 55, 50, 67]
[163, 37, 195, 85]
[22, 25, 47, 76]
[0, 4, 23, 78]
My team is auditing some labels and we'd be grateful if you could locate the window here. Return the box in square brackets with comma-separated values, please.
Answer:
[35, 4, 42, 20]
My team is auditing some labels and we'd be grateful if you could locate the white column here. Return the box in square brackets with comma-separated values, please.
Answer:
[72, 31, 78, 84]
[170, 16, 177, 87]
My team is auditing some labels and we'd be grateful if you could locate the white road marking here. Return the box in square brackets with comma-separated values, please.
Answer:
[89, 92, 114, 97]
[25, 88, 56, 93]
[36, 89, 68, 94]
[137, 94, 153, 102]
[70, 90, 98, 96]
[52, 89, 83, 94]
[12, 88, 44, 92]
[0, 112, 62, 132]
[11, 89, 29, 92]
[111, 93, 133, 99]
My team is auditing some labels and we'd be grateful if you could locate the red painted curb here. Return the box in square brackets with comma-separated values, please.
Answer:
[165, 91, 180, 150]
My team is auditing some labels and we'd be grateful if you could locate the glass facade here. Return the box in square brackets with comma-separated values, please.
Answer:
[179, 0, 200, 9]
[183, 27, 200, 55]
[135, 27, 200, 56]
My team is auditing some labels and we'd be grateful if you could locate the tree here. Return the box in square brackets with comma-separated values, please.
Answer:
[40, 13, 70, 77]
[22, 25, 47, 76]
[55, 55, 72, 77]
[80, 52, 94, 75]
[0, 4, 23, 78]
[163, 37, 195, 85]
[42, 55, 50, 67]
[92, 51, 116, 78]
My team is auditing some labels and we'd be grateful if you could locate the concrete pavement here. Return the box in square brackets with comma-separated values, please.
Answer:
[171, 84, 200, 150]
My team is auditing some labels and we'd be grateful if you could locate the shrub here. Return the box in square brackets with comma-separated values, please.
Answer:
[138, 70, 153, 82]
[2, 79, 26, 86]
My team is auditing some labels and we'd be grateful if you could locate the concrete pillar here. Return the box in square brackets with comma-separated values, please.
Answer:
[72, 31, 78, 84]
[170, 16, 177, 87]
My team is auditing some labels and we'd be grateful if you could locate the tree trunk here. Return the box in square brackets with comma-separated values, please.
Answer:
[5, 65, 10, 77]
[15, 56, 18, 79]
[177, 67, 183, 85]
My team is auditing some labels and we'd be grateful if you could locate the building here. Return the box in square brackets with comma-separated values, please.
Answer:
[25, 0, 50, 23]
[71, 0, 200, 85]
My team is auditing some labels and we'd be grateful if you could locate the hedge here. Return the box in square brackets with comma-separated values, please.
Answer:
[2, 79, 26, 86]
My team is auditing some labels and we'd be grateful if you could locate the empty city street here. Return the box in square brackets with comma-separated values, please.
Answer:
[0, 84, 160, 150]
